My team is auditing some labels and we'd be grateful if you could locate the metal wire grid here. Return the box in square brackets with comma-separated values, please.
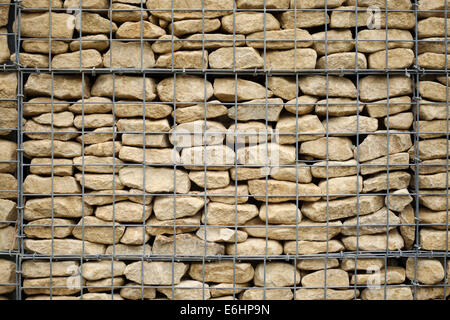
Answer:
[2, 0, 449, 300]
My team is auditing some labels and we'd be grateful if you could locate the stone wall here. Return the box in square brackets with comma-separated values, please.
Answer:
[0, 0, 450, 300]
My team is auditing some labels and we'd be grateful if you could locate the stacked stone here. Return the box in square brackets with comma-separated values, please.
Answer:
[0, 0, 447, 300]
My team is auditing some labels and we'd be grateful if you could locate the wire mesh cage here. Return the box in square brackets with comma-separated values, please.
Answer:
[0, 0, 448, 300]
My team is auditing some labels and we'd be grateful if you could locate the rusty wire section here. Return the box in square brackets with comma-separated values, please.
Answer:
[0, 0, 448, 300]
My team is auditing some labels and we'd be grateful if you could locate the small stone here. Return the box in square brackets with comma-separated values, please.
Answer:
[418, 37, 450, 54]
[237, 143, 296, 166]
[299, 75, 357, 98]
[153, 195, 204, 220]
[180, 145, 235, 169]
[0, 199, 16, 228]
[75, 173, 124, 191]
[0, 140, 16, 174]
[169, 19, 221, 37]
[24, 239, 105, 255]
[248, 179, 321, 202]
[207, 184, 249, 204]
[221, 12, 280, 34]
[0, 73, 16, 109]
[228, 98, 283, 122]
[196, 226, 248, 243]
[23, 277, 84, 296]
[147, 0, 233, 21]
[117, 118, 170, 133]
[368, 48, 414, 69]
[264, 48, 317, 70]
[246, 29, 313, 49]
[116, 21, 165, 39]
[417, 119, 448, 139]
[115, 101, 172, 119]
[78, 127, 116, 145]
[229, 167, 268, 181]
[296, 259, 340, 271]
[23, 98, 70, 116]
[280, 11, 329, 29]
[158, 280, 211, 300]
[267, 77, 297, 101]
[33, 111, 74, 128]
[25, 74, 91, 100]
[295, 288, 358, 300]
[326, 115, 378, 136]
[23, 175, 80, 194]
[72, 216, 125, 245]
[292, 0, 345, 8]
[156, 50, 208, 69]
[270, 164, 312, 183]
[213, 77, 273, 102]
[419, 208, 450, 230]
[341, 229, 405, 251]
[386, 188, 413, 212]
[406, 258, 444, 285]
[120, 227, 149, 246]
[420, 228, 450, 250]
[85, 141, 122, 157]
[146, 214, 201, 236]
[24, 218, 75, 239]
[253, 263, 300, 287]
[92, 74, 156, 101]
[341, 258, 385, 271]
[0, 226, 16, 250]
[356, 131, 412, 162]
[24, 197, 92, 220]
[412, 138, 450, 161]
[284, 240, 345, 255]
[72, 156, 122, 174]
[301, 269, 349, 288]
[24, 120, 78, 141]
[361, 287, 413, 300]
[70, 35, 110, 52]
[276, 115, 325, 144]
[52, 49, 103, 69]
[95, 201, 151, 223]
[85, 277, 125, 293]
[318, 175, 363, 199]
[385, 112, 414, 130]
[341, 207, 400, 236]
[399, 205, 415, 249]
[202, 202, 258, 225]
[189, 171, 230, 189]
[356, 29, 413, 53]
[103, 41, 155, 68]
[210, 283, 248, 298]
[170, 120, 225, 148]
[105, 243, 151, 256]
[120, 283, 156, 300]
[11, 53, 48, 68]
[151, 35, 182, 53]
[124, 261, 188, 285]
[419, 81, 448, 102]
[366, 96, 412, 118]
[419, 189, 449, 211]
[418, 17, 450, 38]
[118, 146, 178, 165]
[360, 152, 410, 176]
[84, 190, 130, 206]
[158, 75, 213, 104]
[81, 260, 126, 281]
[73, 114, 114, 129]
[181, 34, 246, 50]
[19, 13, 75, 39]
[351, 266, 406, 285]
[419, 172, 450, 189]
[174, 101, 227, 124]
[301, 195, 385, 222]
[285, 95, 317, 115]
[152, 234, 224, 255]
[300, 137, 354, 161]
[312, 30, 354, 55]
[311, 159, 358, 179]
[316, 52, 367, 69]
[75, 12, 118, 34]
[109, 3, 149, 22]
[189, 261, 254, 284]
[360, 75, 412, 102]
[22, 40, 69, 55]
[22, 261, 79, 279]
[363, 171, 411, 192]
[209, 47, 263, 69]
[68, 97, 112, 115]
[226, 238, 283, 256]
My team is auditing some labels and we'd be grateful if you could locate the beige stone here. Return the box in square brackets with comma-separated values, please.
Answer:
[295, 288, 358, 300]
[419, 207, 450, 230]
[33, 112, 74, 128]
[19, 13, 75, 39]
[406, 258, 444, 285]
[72, 216, 125, 245]
[0, 199, 16, 228]
[80, 260, 126, 282]
[296, 259, 340, 271]
[266, 77, 297, 101]
[202, 202, 258, 225]
[181, 34, 246, 50]
[299, 75, 357, 98]
[196, 226, 248, 243]
[301, 195, 385, 222]
[399, 204, 415, 249]
[152, 35, 183, 53]
[209, 47, 263, 69]
[105, 243, 151, 256]
[357, 131, 412, 162]
[229, 167, 268, 181]
[300, 137, 354, 161]
[146, 214, 201, 236]
[77, 127, 116, 145]
[361, 287, 413, 300]
[22, 261, 79, 279]
[153, 233, 224, 255]
[210, 283, 248, 297]
[75, 12, 118, 34]
[189, 261, 254, 284]
[226, 238, 283, 256]
[419, 189, 449, 211]
[416, 287, 450, 300]
[317, 52, 367, 69]
[52, 49, 102, 69]
[311, 159, 358, 179]
[116, 21, 165, 39]
[117, 118, 169, 133]
[360, 76, 412, 102]
[115, 101, 172, 119]
[420, 228, 450, 250]
[11, 53, 48, 68]
[73, 156, 123, 174]
[386, 188, 413, 212]
[173, 101, 227, 124]
[360, 153, 410, 176]
[341, 207, 400, 236]
[147, 0, 233, 21]
[68, 97, 113, 115]
[221, 12, 280, 34]
[73, 114, 114, 129]
[341, 258, 385, 271]
[158, 75, 213, 104]
[85, 141, 122, 157]
[124, 261, 188, 285]
[418, 172, 450, 189]
[418, 37, 450, 54]
[23, 277, 84, 296]
[23, 98, 70, 116]
[207, 184, 248, 204]
[285, 95, 317, 115]
[189, 171, 230, 189]
[276, 115, 325, 144]
[23, 175, 80, 194]
[0, 173, 16, 199]
[319, 175, 363, 199]
[249, 179, 321, 203]
[120, 283, 156, 300]
[109, 3, 149, 22]
[417, 119, 448, 139]
[92, 74, 156, 101]
[95, 201, 150, 223]
[24, 120, 78, 141]
[419, 81, 448, 102]
[22, 40, 69, 55]
[24, 218, 74, 239]
[180, 145, 235, 170]
[0, 226, 16, 250]
[70, 35, 110, 52]
[153, 195, 204, 220]
[25, 74, 90, 100]
[0, 140, 16, 174]
[253, 263, 300, 287]
[363, 171, 411, 192]
[342, 229, 405, 251]
[284, 240, 345, 255]
[156, 50, 208, 69]
[418, 52, 450, 69]
[246, 29, 313, 49]
[312, 30, 354, 55]
[228, 98, 283, 122]
[238, 0, 290, 9]
[237, 143, 296, 166]
[412, 138, 450, 161]
[170, 19, 221, 37]
[24, 197, 92, 221]
[158, 280, 211, 300]
[418, 18, 450, 38]
[280, 11, 329, 29]
[356, 29, 413, 53]
[119, 146, 178, 165]
[120, 226, 149, 246]
[366, 96, 412, 118]
[119, 167, 190, 193]
[83, 190, 130, 207]
[264, 48, 317, 70]
[24, 239, 105, 255]
[369, 48, 414, 69]
[385, 112, 414, 130]
[326, 115, 378, 136]
[85, 277, 125, 293]
[270, 164, 312, 183]
[351, 267, 406, 285]
[170, 120, 225, 148]
[103, 41, 155, 69]
[0, 108, 16, 135]
[301, 269, 349, 288]
[75, 173, 124, 191]
[214, 77, 273, 102]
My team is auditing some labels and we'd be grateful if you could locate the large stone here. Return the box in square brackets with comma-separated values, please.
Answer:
[363, 153, 409, 176]
[147, 0, 233, 21]
[189, 171, 230, 189]
[247, 29, 313, 49]
[221, 12, 280, 34]
[117, 118, 170, 133]
[418, 120, 448, 139]
[360, 76, 412, 102]
[11, 53, 49, 68]
[210, 283, 248, 298]
[325, 115, 378, 136]
[81, 261, 126, 281]
[406, 258, 444, 285]
[420, 228, 450, 250]
[119, 167, 190, 193]
[248, 179, 321, 202]
[356, 131, 412, 162]
[419, 81, 448, 102]
[418, 17, 450, 38]
[23, 98, 69, 117]
[419, 208, 450, 230]
[73, 114, 114, 129]
[75, 12, 118, 34]
[103, 41, 155, 68]
[52, 49, 103, 69]
[22, 40, 69, 55]
[75, 173, 124, 191]
[228, 98, 284, 122]
[156, 50, 208, 69]
[345, 0, 412, 9]
[301, 269, 349, 288]
[85, 141, 122, 157]
[67, 97, 112, 115]
[23, 175, 80, 194]
[418, 37, 450, 54]
[419, 172, 450, 189]
[318, 175, 363, 199]
[180, 145, 235, 169]
[152, 35, 183, 53]
[116, 20, 165, 39]
[0, 108, 16, 135]
[72, 216, 125, 245]
[226, 238, 283, 256]
[0, 226, 16, 250]
[23, 277, 84, 296]
[170, 120, 226, 148]
[341, 229, 405, 251]
[285, 95, 317, 115]
[254, 263, 300, 287]
[25, 74, 90, 100]
[181, 34, 246, 50]
[270, 164, 312, 183]
[301, 195, 385, 222]
[118, 146, 178, 165]
[311, 159, 358, 178]
[196, 226, 248, 243]
[72, 156, 123, 174]
[0, 73, 16, 109]
[237, 143, 296, 166]
[22, 261, 79, 279]
[157, 75, 213, 104]
[280, 11, 329, 29]
[24, 197, 92, 221]
[213, 78, 272, 102]
[189, 261, 254, 284]
[146, 214, 201, 236]
[152, 234, 224, 255]
[209, 47, 263, 69]
[366, 96, 412, 118]
[284, 240, 345, 255]
[109, 3, 149, 23]
[24, 120, 78, 141]
[419, 189, 449, 211]
[95, 201, 151, 223]
[105, 243, 151, 256]
[399, 205, 415, 249]
[351, 266, 406, 285]
[0, 199, 16, 228]
[341, 207, 400, 236]
[363, 171, 411, 192]
[24, 218, 75, 239]
[267, 77, 297, 101]
[24, 239, 105, 255]
[361, 287, 413, 300]
[385, 112, 414, 130]
[19, 13, 75, 39]
[312, 30, 354, 55]
[300, 137, 354, 161]
[92, 75, 156, 101]
[297, 259, 340, 271]
[299, 76, 357, 98]
[124, 261, 188, 285]
[120, 226, 149, 245]
[202, 202, 258, 225]
[158, 280, 211, 300]
[295, 288, 358, 300]
[356, 29, 413, 53]
[229, 167, 267, 181]
[153, 195, 204, 220]
[207, 184, 249, 204]
[77, 127, 117, 145]
[33, 111, 74, 128]
[115, 101, 172, 119]
[169, 19, 221, 37]
[276, 115, 325, 144]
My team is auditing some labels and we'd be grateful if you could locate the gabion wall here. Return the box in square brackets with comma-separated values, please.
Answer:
[0, 0, 449, 300]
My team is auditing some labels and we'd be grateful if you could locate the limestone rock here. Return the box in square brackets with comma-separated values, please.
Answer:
[81, 260, 126, 281]
[299, 75, 357, 98]
[0, 108, 17, 135]
[210, 283, 248, 298]
[22, 40, 69, 55]
[276, 115, 325, 144]
[75, 12, 118, 34]
[23, 175, 80, 194]
[420, 228, 450, 251]
[85, 141, 122, 157]
[361, 287, 413, 300]
[124, 261, 188, 285]
[386, 188, 413, 212]
[248, 179, 322, 202]
[254, 263, 300, 287]
[264, 48, 317, 70]
[246, 29, 313, 49]
[363, 171, 410, 192]
[385, 112, 414, 130]
[24, 218, 75, 239]
[24, 120, 78, 141]
[24, 197, 92, 221]
[213, 78, 273, 102]
[72, 156, 123, 174]
[229, 167, 268, 181]
[237, 143, 296, 166]
[19, 13, 75, 39]
[11, 52, 48, 68]
[120, 283, 156, 300]
[173, 101, 227, 123]
[292, 0, 345, 8]
[207, 184, 249, 204]
[157, 75, 213, 104]
[284, 239, 345, 255]
[170, 19, 221, 37]
[0, 173, 16, 199]
[419, 81, 448, 102]
[25, 74, 90, 100]
[146, 214, 201, 236]
[0, 199, 16, 228]
[312, 30, 354, 55]
[300, 137, 354, 161]
[181, 34, 246, 50]
[156, 50, 208, 69]
[158, 280, 211, 300]
[23, 277, 84, 296]
[226, 238, 283, 256]
[228, 98, 284, 122]
[419, 208, 450, 230]
[311, 159, 358, 179]
[72, 216, 125, 245]
[105, 243, 152, 256]
[152, 234, 224, 255]
[109, 3, 149, 22]
[0, 140, 16, 173]
[406, 258, 444, 285]
[399, 205, 415, 249]
[52, 49, 102, 69]
[70, 35, 110, 52]
[419, 189, 449, 211]
[360, 76, 412, 102]
[120, 226, 149, 245]
[92, 75, 156, 101]
[68, 97, 113, 115]
[209, 47, 263, 69]
[341, 207, 400, 236]
[153, 195, 204, 220]
[418, 17, 450, 38]
[152, 35, 182, 53]
[356, 29, 413, 53]
[77, 127, 116, 145]
[170, 120, 226, 148]
[412, 138, 450, 161]
[0, 226, 16, 251]
[189, 171, 230, 189]
[316, 52, 367, 69]
[75, 173, 124, 191]
[342, 229, 405, 251]
[196, 226, 248, 243]
[351, 266, 406, 285]
[270, 164, 312, 183]
[180, 145, 235, 169]
[115, 101, 172, 119]
[369, 48, 414, 69]
[360, 153, 410, 176]
[202, 202, 258, 225]
[147, 0, 233, 21]
[94, 201, 151, 223]
[301, 269, 349, 288]
[103, 41, 155, 68]
[267, 77, 297, 101]
[22, 261, 79, 279]
[238, 0, 290, 9]
[24, 239, 105, 255]
[285, 95, 317, 115]
[366, 96, 412, 118]
[356, 131, 412, 162]
[325, 115, 378, 136]
[280, 11, 329, 29]
[295, 288, 358, 300]
[318, 175, 363, 199]
[118, 146, 178, 165]
[296, 259, 340, 271]
[189, 261, 254, 284]
[116, 20, 165, 39]
[221, 12, 280, 34]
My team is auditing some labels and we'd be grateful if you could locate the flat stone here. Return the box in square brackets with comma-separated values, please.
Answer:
[153, 195, 204, 220]
[81, 293, 123, 300]
[109, 3, 149, 22]
[105, 243, 151, 256]
[361, 287, 413, 300]
[419, 172, 450, 189]
[264, 48, 317, 70]
[254, 263, 300, 287]
[22, 261, 79, 279]
[341, 258, 385, 271]
[172, 100, 227, 123]
[258, 203, 301, 225]
[300, 137, 355, 161]
[363, 171, 411, 192]
[92, 74, 156, 101]
[238, 0, 290, 9]
[214, 77, 272, 102]
[158, 280, 211, 300]
[341, 207, 400, 236]
[399, 204, 415, 249]
[207, 184, 248, 204]
[210, 283, 248, 298]
[73, 114, 114, 129]
[75, 12, 118, 34]
[317, 52, 367, 69]
[95, 201, 150, 223]
[22, 40, 69, 54]
[0, 140, 16, 174]
[418, 120, 448, 139]
[325, 115, 378, 136]
[24, 218, 75, 239]
[312, 30, 354, 55]
[181, 34, 245, 50]
[419, 207, 450, 230]
[156, 50, 208, 69]
[11, 52, 48, 68]
[420, 228, 450, 250]
[416, 287, 450, 300]
[284, 240, 345, 255]
[419, 81, 448, 102]
[117, 118, 169, 133]
[23, 175, 80, 194]
[280, 11, 329, 29]
[116, 21, 165, 39]
[85, 141, 122, 157]
[33, 111, 74, 128]
[356, 29, 413, 53]
[419, 189, 449, 211]
[266, 77, 297, 101]
[115, 102, 172, 119]
[75, 173, 124, 191]
[221, 12, 280, 34]
[248, 179, 321, 202]
[103, 41, 155, 68]
[311, 159, 358, 179]
[19, 13, 75, 39]
[24, 120, 78, 141]
[83, 190, 130, 206]
[246, 29, 313, 49]
[124, 261, 188, 285]
[52, 49, 103, 69]
[351, 266, 406, 285]
[285, 95, 317, 116]
[0, 226, 16, 250]
[120, 226, 149, 245]
[296, 259, 340, 271]
[180, 145, 235, 169]
[170, 120, 225, 148]
[360, 152, 410, 176]
[301, 269, 349, 288]
[85, 277, 125, 293]
[64, 0, 108, 8]
[25, 74, 91, 100]
[23, 98, 70, 116]
[345, 0, 412, 9]
[170, 18, 221, 37]
[119, 167, 190, 193]
[152, 35, 182, 53]
[418, 18, 450, 38]
[406, 258, 444, 285]
[72, 156, 123, 174]
[189, 261, 254, 284]
[270, 164, 312, 183]
[189, 171, 230, 189]
[276, 114, 325, 144]
[417, 52, 450, 69]
[228, 98, 283, 122]
[77, 127, 117, 145]
[0, 107, 16, 136]
[385, 112, 414, 130]
[24, 197, 92, 221]
[237, 143, 296, 166]
[229, 167, 268, 181]
[295, 288, 357, 300]
[209, 47, 263, 69]
[152, 233, 224, 255]
[67, 97, 112, 115]
[386, 188, 413, 212]
[70, 35, 110, 52]
[360, 76, 412, 102]
[0, 199, 16, 228]
[318, 175, 363, 199]
[72, 216, 125, 245]
[146, 214, 201, 236]
[24, 239, 105, 255]
[0, 73, 16, 109]
[158, 75, 213, 105]
[299, 75, 357, 98]
[202, 202, 258, 225]
[412, 138, 450, 161]
[147, 0, 233, 21]
[369, 48, 414, 69]
[301, 195, 385, 222]
[418, 37, 450, 54]
[196, 226, 248, 243]
[79, 260, 126, 282]
[23, 277, 84, 296]
[119, 146, 178, 165]
[342, 229, 405, 251]
[356, 131, 412, 162]
[0, 173, 16, 199]
[366, 96, 412, 118]
[120, 283, 156, 300]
